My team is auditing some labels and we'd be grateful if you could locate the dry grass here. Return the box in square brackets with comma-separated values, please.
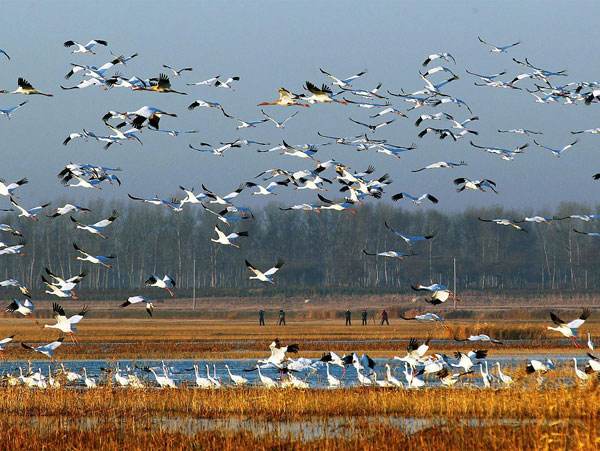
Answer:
[0, 317, 598, 360]
[0, 386, 598, 450]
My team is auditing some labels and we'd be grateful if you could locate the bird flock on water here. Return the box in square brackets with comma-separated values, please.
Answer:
[0, 36, 598, 388]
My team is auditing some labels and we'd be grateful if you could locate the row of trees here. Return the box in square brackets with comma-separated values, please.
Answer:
[1, 198, 599, 298]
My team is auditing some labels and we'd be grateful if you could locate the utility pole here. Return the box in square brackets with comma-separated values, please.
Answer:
[192, 258, 196, 310]
[453, 257, 457, 310]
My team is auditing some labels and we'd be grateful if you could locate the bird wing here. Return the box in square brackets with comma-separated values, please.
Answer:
[264, 259, 284, 276]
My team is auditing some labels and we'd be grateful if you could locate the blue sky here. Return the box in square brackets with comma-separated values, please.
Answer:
[1, 0, 600, 213]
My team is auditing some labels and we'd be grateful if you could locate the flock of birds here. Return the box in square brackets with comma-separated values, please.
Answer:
[1, 330, 599, 390]
[0, 36, 599, 389]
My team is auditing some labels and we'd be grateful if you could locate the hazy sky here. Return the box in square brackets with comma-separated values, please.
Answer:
[2, 0, 600, 213]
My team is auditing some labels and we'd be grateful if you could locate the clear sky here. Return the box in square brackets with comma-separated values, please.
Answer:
[2, 0, 600, 213]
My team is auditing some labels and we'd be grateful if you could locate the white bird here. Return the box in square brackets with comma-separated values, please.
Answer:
[256, 366, 278, 388]
[391, 192, 438, 205]
[422, 52, 456, 66]
[453, 178, 498, 193]
[586, 353, 600, 373]
[121, 296, 155, 317]
[145, 274, 176, 296]
[0, 242, 26, 256]
[479, 361, 492, 388]
[114, 364, 130, 387]
[362, 249, 415, 259]
[70, 210, 118, 239]
[588, 333, 595, 351]
[573, 358, 589, 382]
[162, 64, 193, 77]
[5, 298, 34, 317]
[470, 141, 528, 161]
[547, 309, 591, 346]
[60, 364, 82, 383]
[21, 337, 64, 359]
[526, 359, 555, 375]
[403, 363, 425, 389]
[384, 364, 403, 388]
[0, 278, 30, 297]
[0, 177, 28, 197]
[495, 362, 513, 386]
[2, 78, 53, 96]
[478, 217, 526, 232]
[208, 364, 221, 388]
[211, 225, 248, 248]
[355, 366, 372, 386]
[10, 197, 50, 220]
[64, 39, 108, 54]
[319, 68, 367, 87]
[44, 303, 87, 342]
[384, 222, 435, 245]
[498, 128, 542, 136]
[451, 350, 488, 372]
[326, 363, 341, 388]
[149, 366, 176, 388]
[412, 161, 466, 172]
[202, 184, 246, 205]
[0, 224, 22, 236]
[261, 109, 299, 128]
[399, 312, 445, 323]
[454, 334, 503, 345]
[72, 243, 115, 269]
[245, 181, 289, 196]
[83, 367, 97, 389]
[187, 75, 220, 86]
[245, 259, 284, 284]
[0, 335, 14, 351]
[533, 139, 578, 158]
[214, 76, 240, 89]
[42, 268, 86, 298]
[394, 337, 431, 368]
[477, 36, 521, 53]
[573, 229, 600, 238]
[193, 364, 213, 389]
[48, 204, 91, 217]
[225, 364, 248, 386]
[0, 101, 27, 119]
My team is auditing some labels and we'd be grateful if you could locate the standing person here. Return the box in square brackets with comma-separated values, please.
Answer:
[345, 309, 352, 326]
[380, 309, 389, 326]
[278, 309, 286, 326]
[361, 309, 368, 326]
[258, 309, 265, 326]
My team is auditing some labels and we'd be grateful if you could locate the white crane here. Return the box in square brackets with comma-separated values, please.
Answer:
[225, 364, 248, 386]
[70, 210, 118, 239]
[451, 350, 488, 372]
[193, 364, 213, 389]
[0, 101, 27, 119]
[547, 309, 590, 346]
[326, 363, 341, 388]
[384, 222, 435, 245]
[21, 337, 64, 359]
[245, 259, 284, 284]
[5, 298, 35, 317]
[145, 274, 176, 296]
[384, 364, 403, 388]
[0, 335, 14, 351]
[64, 39, 108, 54]
[43, 303, 87, 342]
[477, 36, 520, 53]
[10, 197, 50, 220]
[573, 358, 589, 382]
[73, 243, 115, 269]
[0, 177, 28, 197]
[83, 368, 97, 389]
[121, 296, 154, 317]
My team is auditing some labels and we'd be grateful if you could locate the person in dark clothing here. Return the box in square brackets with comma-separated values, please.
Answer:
[258, 310, 265, 326]
[344, 309, 352, 326]
[361, 309, 368, 326]
[278, 309, 286, 326]
[380, 309, 389, 325]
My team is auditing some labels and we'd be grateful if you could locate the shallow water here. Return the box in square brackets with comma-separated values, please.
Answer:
[0, 354, 586, 389]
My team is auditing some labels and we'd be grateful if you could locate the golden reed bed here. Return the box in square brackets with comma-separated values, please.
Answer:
[0, 386, 598, 450]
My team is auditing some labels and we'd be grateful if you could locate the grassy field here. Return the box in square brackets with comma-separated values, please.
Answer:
[0, 386, 598, 450]
[0, 315, 598, 360]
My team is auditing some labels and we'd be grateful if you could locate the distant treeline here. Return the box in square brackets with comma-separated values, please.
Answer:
[1, 199, 600, 297]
